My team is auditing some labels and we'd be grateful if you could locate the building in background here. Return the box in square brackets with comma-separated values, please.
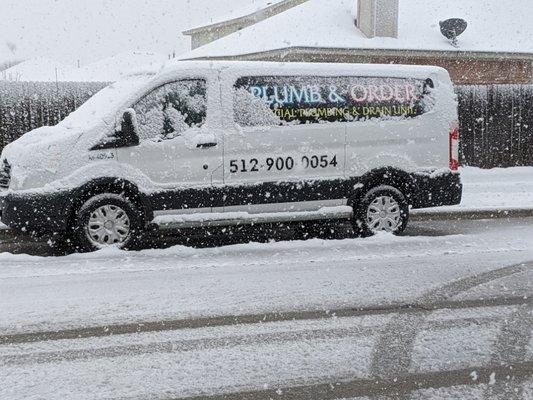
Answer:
[183, 0, 309, 50]
[182, 0, 533, 85]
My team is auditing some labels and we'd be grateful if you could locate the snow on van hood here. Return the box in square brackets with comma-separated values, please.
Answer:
[3, 125, 81, 163]
[6, 125, 81, 149]
[1, 125, 83, 190]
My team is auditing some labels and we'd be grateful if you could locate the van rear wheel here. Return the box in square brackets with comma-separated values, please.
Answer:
[352, 185, 409, 237]
[73, 194, 142, 252]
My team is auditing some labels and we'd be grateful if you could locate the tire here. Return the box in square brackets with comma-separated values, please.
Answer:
[352, 185, 409, 237]
[73, 193, 143, 252]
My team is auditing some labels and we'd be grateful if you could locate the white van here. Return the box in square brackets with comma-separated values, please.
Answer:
[0, 61, 462, 251]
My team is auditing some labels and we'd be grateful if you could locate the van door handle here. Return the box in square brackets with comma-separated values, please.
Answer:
[197, 142, 217, 149]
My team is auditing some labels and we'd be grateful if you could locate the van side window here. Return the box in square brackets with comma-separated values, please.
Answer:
[234, 76, 433, 127]
[133, 79, 207, 141]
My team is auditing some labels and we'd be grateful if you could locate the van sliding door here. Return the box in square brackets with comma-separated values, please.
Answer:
[222, 75, 346, 213]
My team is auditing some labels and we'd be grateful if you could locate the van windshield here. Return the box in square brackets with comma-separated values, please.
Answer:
[58, 75, 152, 130]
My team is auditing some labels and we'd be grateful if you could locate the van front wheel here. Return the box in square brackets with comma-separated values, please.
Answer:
[73, 194, 142, 252]
[352, 185, 409, 237]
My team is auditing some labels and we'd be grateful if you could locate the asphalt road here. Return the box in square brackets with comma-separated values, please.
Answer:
[1, 217, 532, 399]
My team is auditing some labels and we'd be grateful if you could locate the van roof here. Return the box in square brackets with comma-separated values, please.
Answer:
[154, 60, 450, 82]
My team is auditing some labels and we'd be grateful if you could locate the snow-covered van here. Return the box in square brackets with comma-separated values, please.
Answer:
[0, 61, 462, 251]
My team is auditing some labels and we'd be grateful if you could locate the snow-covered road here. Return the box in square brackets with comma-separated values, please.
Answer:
[0, 218, 531, 335]
[2, 301, 532, 400]
[1, 217, 532, 399]
[1, 218, 532, 335]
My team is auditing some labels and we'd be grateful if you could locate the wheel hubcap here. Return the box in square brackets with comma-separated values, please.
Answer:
[86, 205, 131, 247]
[366, 195, 402, 233]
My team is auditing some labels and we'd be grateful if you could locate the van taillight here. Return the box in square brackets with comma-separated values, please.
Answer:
[449, 123, 460, 171]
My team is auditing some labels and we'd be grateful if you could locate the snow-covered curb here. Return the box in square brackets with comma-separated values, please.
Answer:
[435, 167, 533, 211]
[412, 166, 533, 218]
[411, 207, 533, 221]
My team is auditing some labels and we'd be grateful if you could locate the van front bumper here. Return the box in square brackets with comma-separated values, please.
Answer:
[0, 190, 72, 235]
[411, 171, 462, 209]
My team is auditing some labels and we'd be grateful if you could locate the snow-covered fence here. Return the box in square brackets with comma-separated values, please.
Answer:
[0, 81, 109, 152]
[456, 85, 533, 168]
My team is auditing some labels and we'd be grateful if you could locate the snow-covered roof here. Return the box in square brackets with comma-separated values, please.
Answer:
[184, 0, 287, 33]
[184, 0, 533, 59]
[0, 58, 21, 73]
[1, 52, 167, 82]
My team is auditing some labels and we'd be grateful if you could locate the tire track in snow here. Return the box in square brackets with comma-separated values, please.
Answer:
[1, 313, 507, 367]
[1, 295, 529, 345]
[116, 362, 533, 400]
[369, 261, 532, 400]
[1, 324, 381, 366]
[483, 304, 533, 400]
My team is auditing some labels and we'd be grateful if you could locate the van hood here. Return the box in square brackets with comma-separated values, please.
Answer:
[1, 125, 84, 191]
[2, 125, 82, 164]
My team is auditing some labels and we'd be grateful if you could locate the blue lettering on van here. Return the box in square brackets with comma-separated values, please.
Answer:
[249, 85, 325, 105]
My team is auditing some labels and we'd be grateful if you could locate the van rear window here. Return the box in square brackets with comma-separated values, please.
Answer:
[234, 76, 434, 127]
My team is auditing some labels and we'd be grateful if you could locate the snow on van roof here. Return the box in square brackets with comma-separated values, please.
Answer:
[184, 0, 533, 59]
[161, 60, 449, 79]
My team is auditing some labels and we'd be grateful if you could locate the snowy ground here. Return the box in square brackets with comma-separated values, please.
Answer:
[1, 168, 532, 399]
[430, 167, 533, 212]
[1, 217, 532, 399]
[1, 217, 532, 334]
[2, 303, 532, 400]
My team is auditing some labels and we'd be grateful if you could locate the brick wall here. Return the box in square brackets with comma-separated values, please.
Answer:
[237, 49, 533, 85]
[370, 56, 533, 85]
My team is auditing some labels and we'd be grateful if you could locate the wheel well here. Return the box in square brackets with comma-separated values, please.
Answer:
[68, 178, 152, 230]
[347, 168, 416, 207]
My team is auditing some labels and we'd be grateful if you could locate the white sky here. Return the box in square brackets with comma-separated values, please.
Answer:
[0, 0, 260, 65]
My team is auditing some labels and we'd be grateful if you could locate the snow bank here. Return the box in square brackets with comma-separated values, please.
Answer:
[0, 58, 22, 73]
[1, 52, 166, 82]
[77, 52, 167, 82]
[431, 167, 533, 212]
[0, 58, 76, 82]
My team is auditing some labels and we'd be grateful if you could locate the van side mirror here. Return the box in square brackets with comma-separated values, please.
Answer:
[90, 109, 140, 151]
[118, 109, 140, 147]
